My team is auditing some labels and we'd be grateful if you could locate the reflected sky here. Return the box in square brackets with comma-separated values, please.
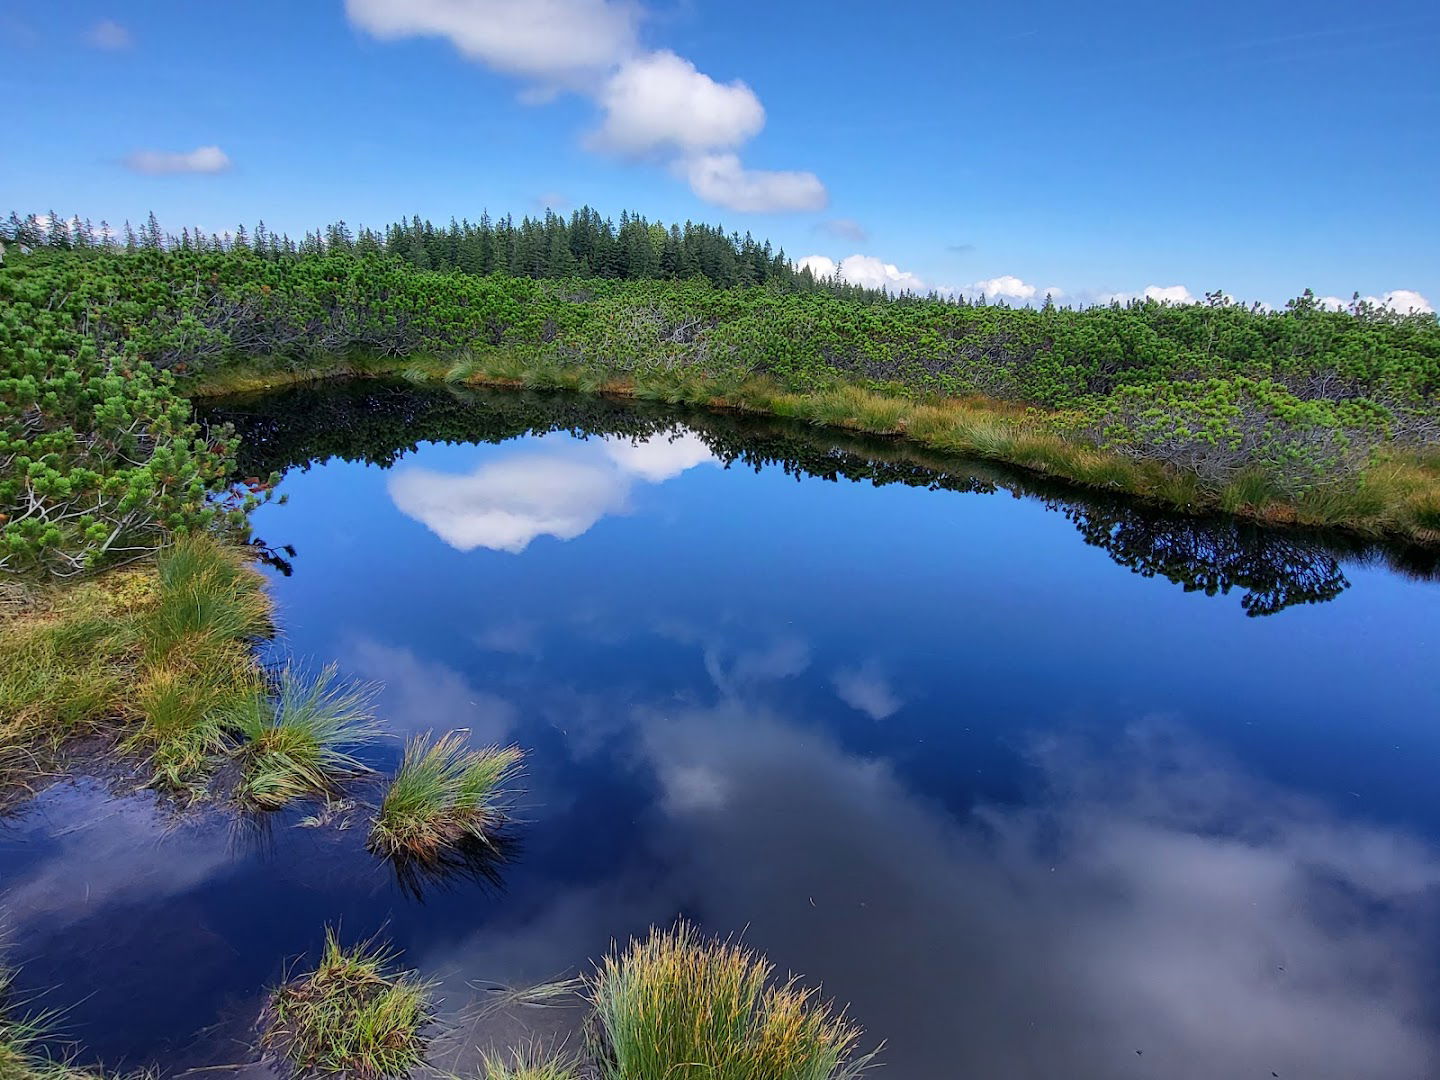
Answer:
[5, 396, 1440, 1078]
[387, 429, 715, 552]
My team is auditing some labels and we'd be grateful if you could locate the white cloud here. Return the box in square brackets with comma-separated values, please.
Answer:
[390, 453, 630, 553]
[87, 18, 131, 50]
[1369, 289, 1433, 314]
[122, 145, 231, 175]
[1143, 284, 1198, 304]
[346, 1, 823, 213]
[968, 274, 1038, 302]
[590, 51, 764, 155]
[682, 153, 828, 213]
[344, 0, 637, 87]
[388, 429, 716, 553]
[795, 253, 926, 293]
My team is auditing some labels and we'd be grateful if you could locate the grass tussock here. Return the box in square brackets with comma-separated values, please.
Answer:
[586, 922, 873, 1080]
[263, 929, 432, 1080]
[368, 733, 523, 863]
[0, 965, 134, 1080]
[478, 1045, 583, 1080]
[232, 665, 379, 810]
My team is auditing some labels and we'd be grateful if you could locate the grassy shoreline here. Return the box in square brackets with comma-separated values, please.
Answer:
[187, 353, 1440, 546]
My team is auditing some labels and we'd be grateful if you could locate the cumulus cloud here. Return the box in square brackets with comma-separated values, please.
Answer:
[122, 145, 231, 175]
[344, 0, 637, 87]
[1143, 284, 1198, 304]
[967, 274, 1039, 302]
[589, 51, 764, 155]
[601, 429, 715, 482]
[681, 153, 827, 213]
[389, 454, 630, 553]
[1376, 289, 1433, 313]
[345, 0, 824, 212]
[388, 429, 716, 553]
[1335, 289, 1435, 314]
[795, 254, 926, 293]
[87, 18, 131, 50]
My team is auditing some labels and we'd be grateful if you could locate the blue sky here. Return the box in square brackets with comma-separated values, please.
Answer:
[3, 0, 1437, 309]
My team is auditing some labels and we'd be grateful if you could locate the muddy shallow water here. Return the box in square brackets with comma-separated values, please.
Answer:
[6, 382, 1440, 1079]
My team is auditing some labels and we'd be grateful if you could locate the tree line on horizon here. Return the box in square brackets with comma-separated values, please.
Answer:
[1, 206, 902, 299]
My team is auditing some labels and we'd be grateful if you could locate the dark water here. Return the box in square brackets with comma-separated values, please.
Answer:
[6, 381, 1440, 1079]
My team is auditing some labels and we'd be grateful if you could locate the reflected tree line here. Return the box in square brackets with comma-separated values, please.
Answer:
[199, 382, 1440, 617]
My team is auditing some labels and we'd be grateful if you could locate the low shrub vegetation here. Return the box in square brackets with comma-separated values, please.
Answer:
[262, 929, 432, 1080]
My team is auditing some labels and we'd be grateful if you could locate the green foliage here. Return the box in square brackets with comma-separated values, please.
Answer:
[0, 257, 274, 577]
[586, 922, 873, 1080]
[262, 929, 432, 1080]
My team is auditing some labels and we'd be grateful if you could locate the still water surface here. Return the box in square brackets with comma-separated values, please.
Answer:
[5, 382, 1440, 1078]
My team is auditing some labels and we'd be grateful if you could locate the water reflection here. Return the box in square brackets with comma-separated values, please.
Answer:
[387, 430, 714, 553]
[383, 828, 520, 902]
[4, 667, 1438, 1076]
[423, 700, 1440, 1080]
[201, 381, 1437, 614]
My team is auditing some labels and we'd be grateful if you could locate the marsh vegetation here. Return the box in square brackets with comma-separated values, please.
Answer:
[261, 930, 433, 1080]
[0, 537, 379, 809]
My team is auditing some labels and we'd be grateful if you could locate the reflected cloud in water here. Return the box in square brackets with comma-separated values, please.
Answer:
[427, 704, 1440, 1080]
[0, 784, 238, 935]
[832, 661, 903, 719]
[347, 638, 518, 741]
[387, 429, 715, 553]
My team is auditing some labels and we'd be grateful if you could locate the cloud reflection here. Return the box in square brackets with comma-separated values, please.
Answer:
[425, 706, 1440, 1080]
[347, 638, 518, 741]
[831, 661, 902, 719]
[387, 429, 715, 553]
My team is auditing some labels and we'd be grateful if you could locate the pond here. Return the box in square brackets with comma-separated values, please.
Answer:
[5, 380, 1440, 1079]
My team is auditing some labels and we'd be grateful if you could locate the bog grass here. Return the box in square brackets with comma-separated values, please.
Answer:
[477, 1045, 583, 1080]
[263, 929, 432, 1080]
[0, 965, 128, 1080]
[368, 732, 523, 863]
[1, 535, 380, 809]
[585, 922, 872, 1080]
[232, 665, 378, 810]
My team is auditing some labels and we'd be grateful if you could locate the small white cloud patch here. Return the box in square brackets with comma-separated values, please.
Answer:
[87, 19, 131, 50]
[123, 146, 232, 175]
